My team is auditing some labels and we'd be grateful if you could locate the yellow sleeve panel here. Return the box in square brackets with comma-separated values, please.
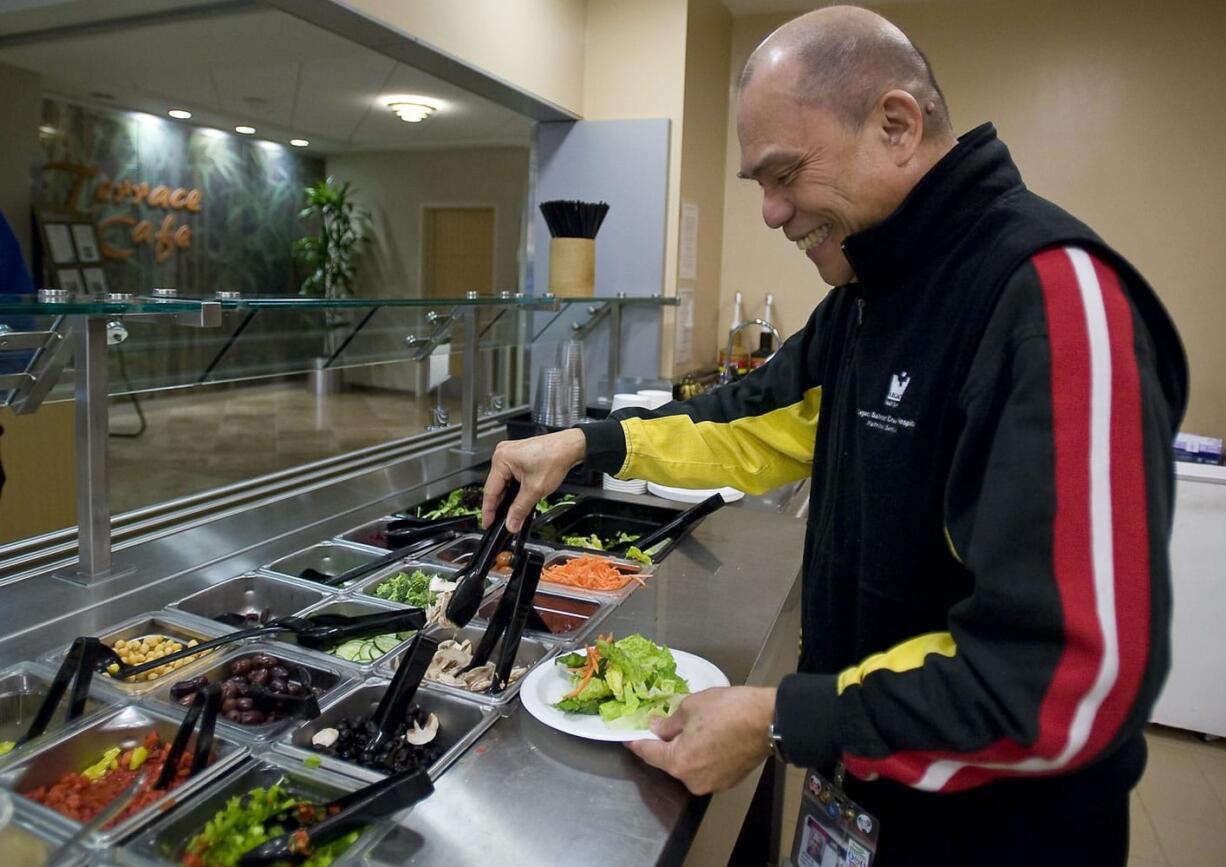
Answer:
[836, 631, 958, 695]
[616, 385, 821, 495]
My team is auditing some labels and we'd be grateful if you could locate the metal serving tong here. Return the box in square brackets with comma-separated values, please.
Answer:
[92, 608, 428, 682]
[154, 681, 222, 790]
[299, 516, 478, 587]
[237, 766, 434, 866]
[361, 631, 440, 762]
[606, 492, 727, 556]
[19, 636, 104, 747]
[463, 522, 546, 693]
[444, 479, 522, 627]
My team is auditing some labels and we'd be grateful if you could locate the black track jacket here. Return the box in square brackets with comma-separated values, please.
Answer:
[580, 124, 1188, 793]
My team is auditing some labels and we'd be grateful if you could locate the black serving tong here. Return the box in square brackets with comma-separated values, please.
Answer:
[19, 636, 104, 746]
[361, 631, 441, 762]
[154, 682, 222, 790]
[444, 479, 521, 627]
[94, 609, 428, 681]
[300, 517, 478, 587]
[237, 767, 434, 866]
[464, 522, 546, 692]
[607, 492, 727, 556]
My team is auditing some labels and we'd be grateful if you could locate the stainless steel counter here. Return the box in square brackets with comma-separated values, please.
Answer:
[0, 426, 805, 866]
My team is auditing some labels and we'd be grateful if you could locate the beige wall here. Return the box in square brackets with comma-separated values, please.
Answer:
[323, 146, 528, 391]
[343, 0, 587, 115]
[676, 0, 732, 373]
[720, 0, 1226, 435]
[0, 61, 41, 265]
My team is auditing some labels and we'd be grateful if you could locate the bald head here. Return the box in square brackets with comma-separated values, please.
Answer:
[741, 5, 953, 142]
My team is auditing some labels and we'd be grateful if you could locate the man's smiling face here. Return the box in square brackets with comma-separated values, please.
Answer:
[737, 62, 903, 287]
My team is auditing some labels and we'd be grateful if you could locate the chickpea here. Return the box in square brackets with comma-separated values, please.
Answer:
[106, 663, 119, 675]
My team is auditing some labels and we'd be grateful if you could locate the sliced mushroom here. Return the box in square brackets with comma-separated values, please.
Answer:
[403, 712, 439, 746]
[311, 727, 339, 748]
[428, 576, 458, 594]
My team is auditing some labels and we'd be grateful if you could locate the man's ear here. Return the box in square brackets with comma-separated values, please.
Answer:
[878, 89, 924, 165]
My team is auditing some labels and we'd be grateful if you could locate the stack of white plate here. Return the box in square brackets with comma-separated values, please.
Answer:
[636, 388, 673, 410]
[646, 481, 745, 504]
[606, 392, 652, 493]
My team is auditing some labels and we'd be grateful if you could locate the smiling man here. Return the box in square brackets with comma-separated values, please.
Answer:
[483, 6, 1188, 865]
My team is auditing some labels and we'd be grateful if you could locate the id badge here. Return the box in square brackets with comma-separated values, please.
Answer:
[790, 764, 879, 867]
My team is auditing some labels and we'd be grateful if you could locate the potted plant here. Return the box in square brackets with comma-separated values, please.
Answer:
[293, 177, 367, 393]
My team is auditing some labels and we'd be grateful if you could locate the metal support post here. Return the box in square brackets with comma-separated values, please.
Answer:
[606, 300, 623, 403]
[456, 306, 479, 454]
[73, 316, 112, 581]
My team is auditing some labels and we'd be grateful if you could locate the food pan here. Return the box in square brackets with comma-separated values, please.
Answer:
[351, 561, 487, 610]
[338, 514, 431, 550]
[274, 681, 497, 785]
[291, 597, 422, 674]
[0, 797, 88, 866]
[0, 703, 247, 848]
[473, 587, 612, 642]
[537, 549, 649, 600]
[168, 573, 332, 629]
[0, 662, 123, 764]
[39, 612, 227, 696]
[264, 541, 382, 586]
[408, 484, 484, 522]
[381, 624, 558, 708]
[144, 643, 350, 745]
[422, 533, 551, 579]
[532, 495, 684, 562]
[125, 754, 389, 866]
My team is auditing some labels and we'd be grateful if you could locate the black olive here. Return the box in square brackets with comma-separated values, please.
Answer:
[238, 710, 266, 725]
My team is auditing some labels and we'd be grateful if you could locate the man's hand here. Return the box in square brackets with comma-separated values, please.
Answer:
[626, 686, 776, 795]
[483, 428, 587, 533]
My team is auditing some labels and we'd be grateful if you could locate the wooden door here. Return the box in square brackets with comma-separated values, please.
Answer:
[423, 207, 495, 297]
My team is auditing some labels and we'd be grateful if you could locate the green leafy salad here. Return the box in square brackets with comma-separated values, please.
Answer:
[416, 486, 483, 520]
[560, 532, 666, 567]
[179, 783, 359, 867]
[553, 634, 689, 728]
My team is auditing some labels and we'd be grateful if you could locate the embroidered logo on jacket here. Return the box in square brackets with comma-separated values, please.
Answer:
[885, 372, 912, 407]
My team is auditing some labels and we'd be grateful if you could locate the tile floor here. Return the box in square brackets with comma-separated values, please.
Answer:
[108, 381, 454, 514]
[779, 725, 1226, 867]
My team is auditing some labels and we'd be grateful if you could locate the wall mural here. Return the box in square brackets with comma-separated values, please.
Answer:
[35, 98, 323, 295]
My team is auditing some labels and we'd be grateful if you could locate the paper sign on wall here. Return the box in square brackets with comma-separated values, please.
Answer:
[675, 286, 695, 365]
[679, 202, 699, 281]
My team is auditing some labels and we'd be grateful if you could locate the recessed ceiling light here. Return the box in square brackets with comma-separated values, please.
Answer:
[289, 138, 309, 147]
[38, 125, 57, 136]
[168, 109, 192, 119]
[235, 126, 256, 135]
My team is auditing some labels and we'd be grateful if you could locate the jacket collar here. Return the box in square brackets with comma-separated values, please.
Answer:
[841, 123, 1025, 293]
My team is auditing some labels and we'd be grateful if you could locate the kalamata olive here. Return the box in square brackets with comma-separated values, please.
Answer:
[222, 698, 238, 713]
[236, 697, 255, 711]
[225, 675, 246, 688]
[268, 678, 287, 694]
[231, 658, 253, 675]
[169, 676, 206, 699]
[253, 654, 278, 668]
[225, 709, 243, 722]
[269, 666, 289, 680]
[248, 668, 270, 686]
[286, 681, 305, 696]
[239, 710, 265, 725]
[220, 682, 237, 700]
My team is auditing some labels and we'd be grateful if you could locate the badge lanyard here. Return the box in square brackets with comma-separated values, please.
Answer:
[790, 763, 880, 867]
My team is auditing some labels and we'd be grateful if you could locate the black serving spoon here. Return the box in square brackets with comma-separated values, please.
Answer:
[606, 492, 727, 556]
[237, 767, 434, 866]
[93, 609, 427, 681]
[298, 518, 478, 587]
[361, 631, 440, 762]
[444, 480, 521, 627]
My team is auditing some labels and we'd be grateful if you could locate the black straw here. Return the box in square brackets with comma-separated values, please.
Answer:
[539, 200, 609, 239]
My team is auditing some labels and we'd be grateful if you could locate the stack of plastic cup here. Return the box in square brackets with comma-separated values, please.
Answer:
[603, 392, 651, 493]
[560, 339, 586, 424]
[533, 367, 569, 427]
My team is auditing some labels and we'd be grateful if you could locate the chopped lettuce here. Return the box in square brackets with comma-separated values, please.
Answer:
[416, 486, 483, 520]
[536, 494, 578, 514]
[553, 634, 689, 729]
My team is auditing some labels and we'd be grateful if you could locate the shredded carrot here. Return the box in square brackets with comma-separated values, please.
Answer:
[564, 641, 602, 698]
[542, 556, 644, 592]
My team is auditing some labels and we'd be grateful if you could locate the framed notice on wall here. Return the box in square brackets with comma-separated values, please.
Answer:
[37, 213, 106, 293]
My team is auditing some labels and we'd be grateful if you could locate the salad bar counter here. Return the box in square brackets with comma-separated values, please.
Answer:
[0, 427, 805, 866]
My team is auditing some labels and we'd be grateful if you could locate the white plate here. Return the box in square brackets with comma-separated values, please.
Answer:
[646, 482, 745, 504]
[519, 647, 730, 742]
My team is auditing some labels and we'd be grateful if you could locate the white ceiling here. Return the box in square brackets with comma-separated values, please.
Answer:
[0, 1, 535, 154]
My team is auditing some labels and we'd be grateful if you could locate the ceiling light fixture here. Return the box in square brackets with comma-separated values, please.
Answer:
[235, 125, 256, 135]
[380, 94, 442, 123]
[289, 139, 309, 147]
[168, 109, 192, 119]
[38, 125, 57, 136]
